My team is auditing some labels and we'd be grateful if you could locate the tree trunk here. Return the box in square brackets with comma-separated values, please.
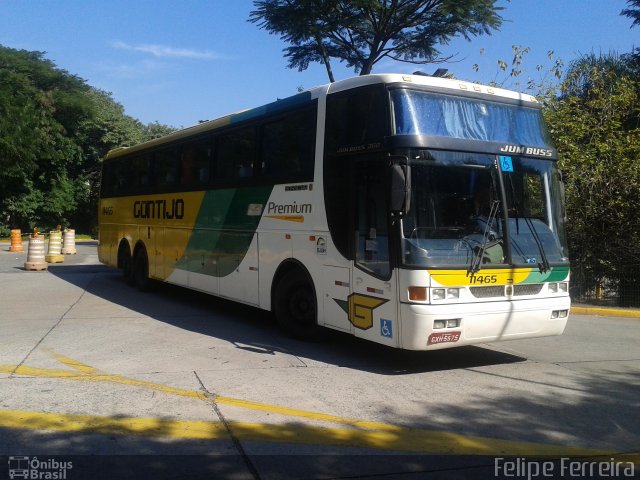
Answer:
[360, 58, 375, 76]
[316, 37, 335, 83]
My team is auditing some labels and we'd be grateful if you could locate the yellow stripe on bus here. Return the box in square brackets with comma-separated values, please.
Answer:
[429, 268, 533, 287]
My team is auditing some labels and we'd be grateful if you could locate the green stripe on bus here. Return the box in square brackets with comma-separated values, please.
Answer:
[523, 266, 570, 283]
[178, 185, 274, 277]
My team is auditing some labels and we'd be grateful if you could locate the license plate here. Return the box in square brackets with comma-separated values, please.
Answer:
[428, 331, 461, 345]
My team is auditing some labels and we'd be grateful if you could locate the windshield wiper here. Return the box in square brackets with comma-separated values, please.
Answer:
[506, 176, 550, 273]
[469, 200, 501, 274]
[522, 216, 551, 273]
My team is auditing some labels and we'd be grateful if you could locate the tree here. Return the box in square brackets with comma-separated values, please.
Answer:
[249, 0, 504, 81]
[543, 53, 640, 306]
[0, 45, 175, 235]
[622, 0, 640, 27]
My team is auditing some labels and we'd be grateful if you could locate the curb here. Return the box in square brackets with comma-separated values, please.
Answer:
[571, 306, 640, 318]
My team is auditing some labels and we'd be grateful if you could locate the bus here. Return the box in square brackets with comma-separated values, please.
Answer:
[98, 73, 570, 351]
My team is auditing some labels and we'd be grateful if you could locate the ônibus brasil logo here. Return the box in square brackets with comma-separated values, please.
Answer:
[8, 456, 73, 479]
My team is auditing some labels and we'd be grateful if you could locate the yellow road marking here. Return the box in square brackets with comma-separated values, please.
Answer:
[215, 395, 400, 432]
[1, 357, 394, 429]
[3, 352, 635, 459]
[2, 364, 207, 400]
[0, 409, 629, 458]
[571, 306, 640, 318]
[0, 410, 227, 440]
[52, 352, 98, 374]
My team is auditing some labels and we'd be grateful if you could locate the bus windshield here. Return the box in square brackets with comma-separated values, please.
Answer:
[391, 88, 552, 148]
[400, 150, 569, 269]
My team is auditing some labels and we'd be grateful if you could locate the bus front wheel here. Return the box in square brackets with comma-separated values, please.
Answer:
[274, 270, 324, 341]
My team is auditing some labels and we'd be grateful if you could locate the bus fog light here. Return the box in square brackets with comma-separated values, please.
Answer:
[433, 320, 446, 329]
[551, 310, 559, 319]
[446, 319, 460, 328]
[549, 283, 558, 293]
[447, 288, 459, 299]
[432, 288, 445, 300]
[559, 282, 568, 293]
[408, 286, 427, 301]
[559, 309, 568, 318]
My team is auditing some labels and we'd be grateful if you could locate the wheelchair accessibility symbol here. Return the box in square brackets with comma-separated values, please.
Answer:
[380, 319, 393, 338]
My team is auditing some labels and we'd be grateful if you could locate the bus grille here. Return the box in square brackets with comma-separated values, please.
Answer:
[513, 283, 544, 296]
[469, 286, 504, 298]
[469, 284, 545, 298]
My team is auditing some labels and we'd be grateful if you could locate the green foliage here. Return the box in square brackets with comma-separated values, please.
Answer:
[249, 0, 504, 80]
[0, 45, 175, 234]
[621, 0, 640, 27]
[472, 45, 564, 95]
[543, 52, 640, 305]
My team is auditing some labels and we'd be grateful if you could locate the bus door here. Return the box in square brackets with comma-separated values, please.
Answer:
[350, 160, 398, 347]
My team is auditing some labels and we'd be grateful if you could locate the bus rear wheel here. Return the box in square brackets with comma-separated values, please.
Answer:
[274, 270, 324, 341]
[132, 248, 154, 292]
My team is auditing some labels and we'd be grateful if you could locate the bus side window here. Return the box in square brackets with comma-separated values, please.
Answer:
[261, 109, 315, 180]
[101, 161, 115, 196]
[325, 85, 386, 152]
[217, 128, 256, 181]
[354, 161, 390, 278]
[182, 139, 211, 187]
[154, 147, 180, 188]
[131, 155, 152, 193]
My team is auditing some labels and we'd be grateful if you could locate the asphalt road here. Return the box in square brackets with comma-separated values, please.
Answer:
[0, 242, 638, 479]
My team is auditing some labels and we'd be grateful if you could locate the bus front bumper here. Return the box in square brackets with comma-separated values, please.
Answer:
[399, 296, 571, 351]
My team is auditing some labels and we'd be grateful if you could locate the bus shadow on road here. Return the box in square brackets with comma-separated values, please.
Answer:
[48, 264, 526, 376]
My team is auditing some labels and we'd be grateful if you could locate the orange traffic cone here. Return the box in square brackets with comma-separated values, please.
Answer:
[9, 229, 23, 252]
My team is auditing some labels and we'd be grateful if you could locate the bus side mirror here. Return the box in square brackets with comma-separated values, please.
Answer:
[390, 161, 411, 216]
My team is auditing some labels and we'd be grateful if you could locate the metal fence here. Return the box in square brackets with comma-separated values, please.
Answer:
[570, 263, 640, 307]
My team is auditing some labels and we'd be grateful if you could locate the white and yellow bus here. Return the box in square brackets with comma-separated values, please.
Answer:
[98, 73, 570, 350]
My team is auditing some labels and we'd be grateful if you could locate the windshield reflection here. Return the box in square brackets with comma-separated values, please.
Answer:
[400, 151, 569, 269]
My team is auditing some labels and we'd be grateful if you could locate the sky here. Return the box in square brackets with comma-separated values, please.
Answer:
[0, 0, 637, 128]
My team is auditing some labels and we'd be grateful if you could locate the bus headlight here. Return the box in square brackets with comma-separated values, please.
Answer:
[432, 288, 445, 300]
[549, 282, 568, 294]
[447, 288, 460, 299]
[431, 288, 459, 301]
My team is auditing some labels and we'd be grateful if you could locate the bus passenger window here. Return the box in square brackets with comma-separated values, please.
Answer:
[101, 161, 115, 196]
[131, 155, 152, 193]
[217, 128, 256, 181]
[261, 109, 315, 180]
[154, 147, 180, 188]
[182, 139, 211, 187]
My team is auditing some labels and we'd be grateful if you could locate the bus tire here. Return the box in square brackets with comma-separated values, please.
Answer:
[274, 269, 324, 341]
[132, 248, 153, 292]
[118, 241, 134, 285]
